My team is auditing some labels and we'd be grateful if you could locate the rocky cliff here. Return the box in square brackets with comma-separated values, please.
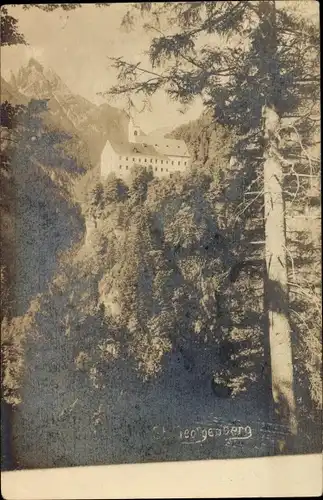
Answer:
[1, 59, 135, 317]
[10, 58, 129, 166]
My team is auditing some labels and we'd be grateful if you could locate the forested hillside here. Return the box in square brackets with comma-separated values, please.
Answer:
[2, 82, 321, 463]
[1, 1, 321, 470]
[106, 0, 321, 440]
[0, 66, 132, 408]
[166, 112, 237, 169]
[0, 61, 135, 323]
[3, 137, 274, 467]
[0, 79, 84, 321]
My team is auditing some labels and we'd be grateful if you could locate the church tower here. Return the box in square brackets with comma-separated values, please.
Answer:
[128, 116, 141, 142]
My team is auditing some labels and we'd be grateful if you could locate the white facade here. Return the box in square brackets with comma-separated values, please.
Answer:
[100, 117, 191, 182]
[101, 140, 119, 179]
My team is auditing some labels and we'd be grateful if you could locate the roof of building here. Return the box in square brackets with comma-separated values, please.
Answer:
[105, 118, 191, 159]
[136, 134, 190, 157]
[108, 138, 168, 159]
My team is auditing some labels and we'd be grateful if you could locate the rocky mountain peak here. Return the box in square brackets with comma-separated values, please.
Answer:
[4, 60, 131, 165]
[27, 57, 44, 72]
[14, 58, 70, 99]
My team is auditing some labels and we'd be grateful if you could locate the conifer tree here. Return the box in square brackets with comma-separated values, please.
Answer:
[105, 1, 319, 436]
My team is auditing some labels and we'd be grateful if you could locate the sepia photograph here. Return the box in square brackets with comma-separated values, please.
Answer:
[1, 0, 321, 477]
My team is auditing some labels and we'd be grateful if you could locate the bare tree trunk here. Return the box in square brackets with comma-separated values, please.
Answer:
[260, 0, 297, 438]
[263, 106, 297, 437]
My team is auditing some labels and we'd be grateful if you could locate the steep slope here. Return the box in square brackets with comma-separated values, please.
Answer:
[1, 75, 88, 468]
[1, 78, 28, 322]
[0, 77, 86, 319]
[1, 63, 135, 320]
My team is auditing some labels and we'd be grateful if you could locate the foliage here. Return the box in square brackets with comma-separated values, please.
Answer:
[105, 2, 319, 162]
[3, 133, 268, 409]
[166, 111, 237, 170]
[101, 0, 321, 416]
[1, 299, 39, 405]
[1, 3, 320, 454]
[0, 94, 86, 407]
[0, 6, 26, 46]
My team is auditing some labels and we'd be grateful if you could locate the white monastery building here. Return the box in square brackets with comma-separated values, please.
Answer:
[101, 117, 192, 181]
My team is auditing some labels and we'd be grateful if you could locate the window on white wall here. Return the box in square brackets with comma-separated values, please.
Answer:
[133, 158, 135, 161]
[178, 161, 180, 165]
[145, 158, 147, 162]
[126, 157, 128, 161]
[119, 165, 122, 169]
[161, 160, 164, 164]
[172, 161, 174, 165]
[161, 168, 163, 172]
[184, 161, 187, 166]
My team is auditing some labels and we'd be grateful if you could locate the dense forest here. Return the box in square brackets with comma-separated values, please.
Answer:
[0, 2, 321, 468]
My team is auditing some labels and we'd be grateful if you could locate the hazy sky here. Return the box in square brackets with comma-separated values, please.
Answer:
[1, 2, 318, 133]
[1, 4, 204, 133]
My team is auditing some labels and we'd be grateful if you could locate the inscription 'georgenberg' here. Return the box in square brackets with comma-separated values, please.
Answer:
[152, 424, 253, 444]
